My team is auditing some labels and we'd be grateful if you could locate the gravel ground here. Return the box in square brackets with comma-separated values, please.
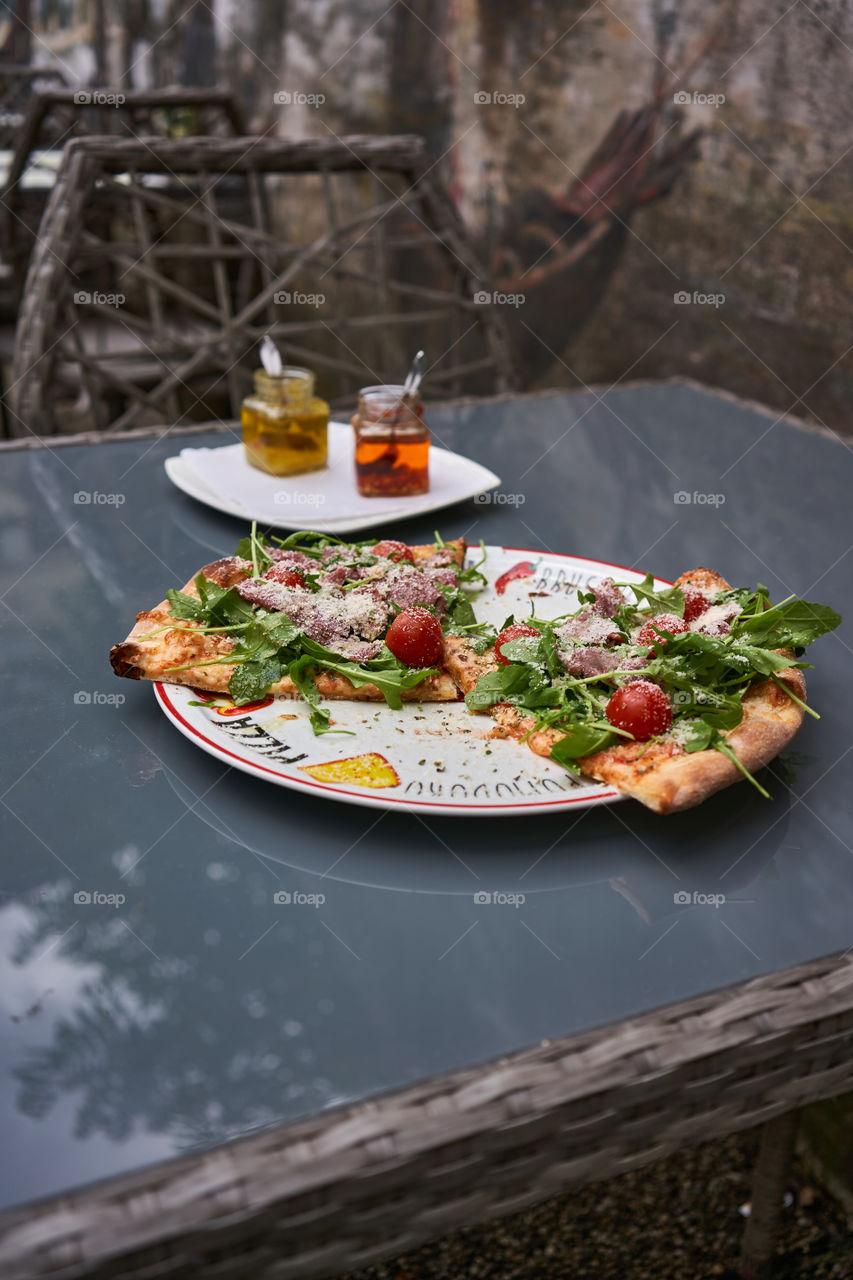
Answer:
[337, 1133, 852, 1280]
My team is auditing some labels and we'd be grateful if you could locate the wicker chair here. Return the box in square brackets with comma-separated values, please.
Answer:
[10, 135, 517, 437]
[0, 87, 245, 299]
[0, 63, 67, 151]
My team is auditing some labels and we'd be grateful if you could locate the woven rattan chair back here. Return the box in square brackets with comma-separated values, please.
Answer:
[1, 88, 246, 296]
[11, 135, 517, 436]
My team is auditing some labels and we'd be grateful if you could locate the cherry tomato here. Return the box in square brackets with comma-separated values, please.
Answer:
[266, 565, 305, 589]
[494, 623, 541, 666]
[606, 681, 672, 738]
[385, 607, 443, 667]
[372, 540, 414, 564]
[682, 586, 711, 623]
[637, 612, 689, 649]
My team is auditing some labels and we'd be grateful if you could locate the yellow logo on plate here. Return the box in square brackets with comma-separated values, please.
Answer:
[300, 753, 400, 789]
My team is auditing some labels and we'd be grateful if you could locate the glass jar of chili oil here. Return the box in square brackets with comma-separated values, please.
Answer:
[351, 384, 430, 497]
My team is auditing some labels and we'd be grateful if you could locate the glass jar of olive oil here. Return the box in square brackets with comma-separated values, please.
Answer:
[241, 367, 329, 476]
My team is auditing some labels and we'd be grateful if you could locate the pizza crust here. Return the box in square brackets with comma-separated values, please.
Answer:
[110, 539, 465, 702]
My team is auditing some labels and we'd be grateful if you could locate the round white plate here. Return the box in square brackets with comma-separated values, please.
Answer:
[164, 422, 501, 535]
[155, 547, 672, 816]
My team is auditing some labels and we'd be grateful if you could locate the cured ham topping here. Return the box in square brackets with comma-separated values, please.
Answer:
[589, 578, 625, 618]
[560, 646, 621, 678]
[558, 612, 622, 646]
[237, 578, 390, 652]
[373, 564, 448, 613]
[424, 546, 457, 568]
[267, 549, 316, 570]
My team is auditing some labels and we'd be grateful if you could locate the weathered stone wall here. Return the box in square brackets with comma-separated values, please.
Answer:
[10, 0, 853, 431]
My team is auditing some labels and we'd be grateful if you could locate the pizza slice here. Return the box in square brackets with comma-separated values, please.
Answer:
[450, 567, 839, 814]
[111, 532, 476, 726]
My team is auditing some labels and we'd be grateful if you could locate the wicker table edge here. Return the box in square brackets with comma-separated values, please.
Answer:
[2, 948, 852, 1280]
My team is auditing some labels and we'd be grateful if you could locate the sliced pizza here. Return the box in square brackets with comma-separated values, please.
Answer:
[453, 567, 839, 814]
[111, 532, 476, 729]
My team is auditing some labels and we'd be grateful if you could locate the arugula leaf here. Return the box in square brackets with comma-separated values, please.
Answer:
[228, 658, 281, 704]
[286, 655, 335, 734]
[297, 638, 435, 710]
[166, 584, 207, 622]
[676, 719, 716, 753]
[734, 600, 841, 649]
[233, 521, 272, 578]
[465, 665, 531, 711]
[550, 726, 617, 762]
[619, 573, 686, 617]
[167, 574, 254, 629]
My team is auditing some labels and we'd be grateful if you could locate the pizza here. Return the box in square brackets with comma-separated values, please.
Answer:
[111, 530, 840, 811]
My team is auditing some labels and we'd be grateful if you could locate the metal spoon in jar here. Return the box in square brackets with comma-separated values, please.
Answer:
[260, 334, 284, 377]
[401, 349, 426, 403]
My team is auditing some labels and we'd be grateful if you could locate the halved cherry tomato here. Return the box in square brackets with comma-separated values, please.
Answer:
[494, 623, 540, 666]
[637, 613, 689, 649]
[265, 564, 305, 589]
[372, 540, 414, 564]
[385, 607, 443, 667]
[605, 681, 672, 738]
[682, 586, 711, 623]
